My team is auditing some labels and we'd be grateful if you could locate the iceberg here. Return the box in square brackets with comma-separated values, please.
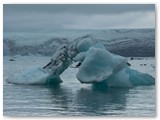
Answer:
[6, 67, 62, 85]
[6, 37, 155, 87]
[7, 43, 72, 85]
[76, 45, 155, 88]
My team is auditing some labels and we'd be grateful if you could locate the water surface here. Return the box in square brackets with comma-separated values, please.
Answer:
[3, 83, 155, 116]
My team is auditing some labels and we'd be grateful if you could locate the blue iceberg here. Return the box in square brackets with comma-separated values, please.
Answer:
[6, 67, 62, 85]
[76, 44, 155, 88]
[6, 38, 155, 87]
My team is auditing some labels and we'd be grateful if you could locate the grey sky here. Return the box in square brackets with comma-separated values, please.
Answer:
[3, 4, 155, 31]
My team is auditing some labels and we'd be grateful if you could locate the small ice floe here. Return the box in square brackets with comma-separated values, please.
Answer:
[8, 58, 15, 61]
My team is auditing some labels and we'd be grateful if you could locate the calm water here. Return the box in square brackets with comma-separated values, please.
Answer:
[3, 83, 155, 116]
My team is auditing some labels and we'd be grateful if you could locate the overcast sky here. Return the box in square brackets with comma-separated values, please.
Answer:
[3, 4, 155, 31]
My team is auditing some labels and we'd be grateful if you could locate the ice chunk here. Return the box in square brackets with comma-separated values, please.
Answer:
[73, 52, 86, 62]
[76, 47, 127, 83]
[6, 67, 62, 85]
[126, 67, 155, 86]
[76, 47, 155, 87]
[44, 44, 72, 76]
[77, 38, 93, 53]
[103, 67, 154, 87]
